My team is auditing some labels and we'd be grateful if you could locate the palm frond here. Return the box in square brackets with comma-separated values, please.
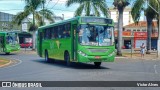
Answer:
[85, 1, 91, 16]
[13, 10, 30, 25]
[94, 1, 108, 17]
[35, 12, 43, 26]
[66, 0, 82, 7]
[39, 9, 55, 23]
[74, 4, 85, 16]
[131, 0, 144, 23]
[92, 4, 100, 17]
[24, 0, 43, 10]
[28, 23, 38, 32]
[113, 0, 130, 9]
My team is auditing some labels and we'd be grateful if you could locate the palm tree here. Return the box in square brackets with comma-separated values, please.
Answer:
[131, 0, 159, 54]
[13, 0, 54, 50]
[66, 0, 108, 17]
[113, 0, 130, 56]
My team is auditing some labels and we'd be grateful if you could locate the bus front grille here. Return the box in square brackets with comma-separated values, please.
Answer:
[88, 49, 108, 53]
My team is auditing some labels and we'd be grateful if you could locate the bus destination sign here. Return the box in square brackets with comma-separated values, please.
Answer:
[81, 17, 113, 24]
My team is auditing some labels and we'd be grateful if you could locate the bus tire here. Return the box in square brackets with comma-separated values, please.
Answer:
[45, 50, 51, 63]
[5, 52, 10, 55]
[94, 62, 101, 67]
[64, 52, 70, 66]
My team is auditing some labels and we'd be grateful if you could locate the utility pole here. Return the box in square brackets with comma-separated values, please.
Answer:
[157, 5, 160, 57]
[62, 14, 64, 20]
[42, 0, 45, 25]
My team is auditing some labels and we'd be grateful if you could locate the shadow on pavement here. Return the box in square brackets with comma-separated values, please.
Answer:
[0, 53, 17, 56]
[32, 59, 109, 69]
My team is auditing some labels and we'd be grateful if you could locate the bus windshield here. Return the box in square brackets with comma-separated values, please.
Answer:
[78, 24, 114, 46]
[6, 33, 18, 45]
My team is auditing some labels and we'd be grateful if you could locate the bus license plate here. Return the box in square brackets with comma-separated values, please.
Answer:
[95, 56, 100, 59]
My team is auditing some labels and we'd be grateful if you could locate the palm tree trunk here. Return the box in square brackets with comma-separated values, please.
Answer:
[32, 11, 36, 50]
[31, 31, 36, 50]
[146, 17, 152, 54]
[117, 8, 123, 56]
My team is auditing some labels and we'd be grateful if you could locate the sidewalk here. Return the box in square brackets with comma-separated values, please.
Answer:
[116, 51, 159, 60]
[20, 48, 36, 54]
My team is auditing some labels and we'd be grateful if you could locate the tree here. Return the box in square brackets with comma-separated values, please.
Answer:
[13, 0, 54, 50]
[66, 0, 108, 17]
[113, 0, 130, 56]
[131, 0, 159, 54]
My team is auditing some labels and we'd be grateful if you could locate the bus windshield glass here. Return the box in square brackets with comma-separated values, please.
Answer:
[6, 33, 18, 45]
[78, 24, 114, 46]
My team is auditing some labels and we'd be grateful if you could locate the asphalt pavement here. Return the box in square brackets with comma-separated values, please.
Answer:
[0, 49, 160, 90]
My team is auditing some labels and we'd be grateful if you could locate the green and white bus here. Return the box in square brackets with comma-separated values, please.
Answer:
[0, 32, 20, 54]
[37, 16, 115, 67]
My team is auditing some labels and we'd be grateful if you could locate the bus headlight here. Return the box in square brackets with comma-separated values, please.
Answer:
[108, 51, 115, 57]
[78, 51, 87, 57]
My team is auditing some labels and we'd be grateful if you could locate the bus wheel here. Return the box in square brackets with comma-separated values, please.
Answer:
[45, 51, 51, 63]
[94, 62, 101, 67]
[5, 52, 10, 55]
[64, 52, 70, 66]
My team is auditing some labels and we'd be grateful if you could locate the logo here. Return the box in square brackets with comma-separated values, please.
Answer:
[56, 40, 60, 49]
[2, 82, 11, 87]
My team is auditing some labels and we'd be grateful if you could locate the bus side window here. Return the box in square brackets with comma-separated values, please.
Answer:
[65, 23, 71, 38]
[54, 27, 58, 39]
[51, 27, 54, 39]
[44, 29, 47, 39]
[62, 24, 71, 38]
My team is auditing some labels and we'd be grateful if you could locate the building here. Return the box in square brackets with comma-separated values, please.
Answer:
[45, 16, 64, 25]
[0, 12, 21, 31]
[115, 21, 158, 49]
[109, 7, 134, 27]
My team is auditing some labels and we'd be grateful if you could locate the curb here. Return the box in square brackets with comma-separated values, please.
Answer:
[116, 56, 159, 61]
[0, 59, 12, 68]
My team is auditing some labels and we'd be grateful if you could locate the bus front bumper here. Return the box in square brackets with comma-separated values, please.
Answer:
[77, 52, 115, 62]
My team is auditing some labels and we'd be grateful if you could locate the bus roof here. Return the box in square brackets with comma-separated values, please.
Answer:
[38, 16, 80, 30]
[38, 16, 113, 30]
[0, 31, 18, 34]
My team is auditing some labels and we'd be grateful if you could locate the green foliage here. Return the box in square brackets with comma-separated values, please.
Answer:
[131, 0, 159, 23]
[13, 0, 54, 31]
[29, 23, 38, 32]
[113, 0, 130, 10]
[66, 0, 108, 17]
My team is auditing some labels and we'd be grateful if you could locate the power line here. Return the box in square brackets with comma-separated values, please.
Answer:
[46, 0, 52, 8]
[51, 0, 60, 9]
[142, 0, 158, 14]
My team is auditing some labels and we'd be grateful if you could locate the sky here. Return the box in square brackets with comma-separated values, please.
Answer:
[0, 0, 144, 20]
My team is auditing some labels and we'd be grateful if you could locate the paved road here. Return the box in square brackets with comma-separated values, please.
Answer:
[0, 50, 160, 90]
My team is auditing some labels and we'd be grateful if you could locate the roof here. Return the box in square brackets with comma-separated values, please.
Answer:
[124, 21, 158, 28]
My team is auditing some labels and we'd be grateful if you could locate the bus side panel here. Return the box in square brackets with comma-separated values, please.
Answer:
[42, 40, 50, 57]
[45, 38, 71, 60]
[37, 31, 43, 57]
[0, 35, 5, 52]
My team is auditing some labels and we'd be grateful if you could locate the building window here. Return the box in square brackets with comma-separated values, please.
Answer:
[127, 29, 131, 31]
[137, 29, 140, 32]
[133, 29, 136, 32]
[142, 29, 146, 32]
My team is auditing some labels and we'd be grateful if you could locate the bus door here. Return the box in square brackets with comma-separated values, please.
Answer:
[38, 32, 43, 57]
[0, 36, 4, 52]
[71, 22, 78, 61]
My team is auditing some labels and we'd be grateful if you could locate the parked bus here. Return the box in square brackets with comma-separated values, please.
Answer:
[18, 32, 32, 48]
[37, 16, 115, 67]
[0, 32, 20, 54]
